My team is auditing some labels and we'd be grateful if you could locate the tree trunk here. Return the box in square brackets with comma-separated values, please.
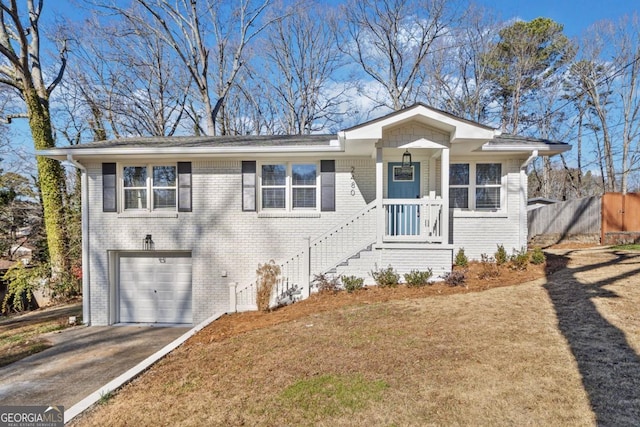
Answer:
[26, 89, 68, 274]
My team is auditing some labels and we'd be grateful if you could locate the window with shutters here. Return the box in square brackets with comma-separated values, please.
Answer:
[449, 162, 503, 210]
[259, 162, 318, 211]
[122, 164, 177, 211]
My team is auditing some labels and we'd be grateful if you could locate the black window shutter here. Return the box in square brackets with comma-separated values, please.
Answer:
[102, 163, 117, 212]
[177, 162, 192, 212]
[242, 161, 257, 211]
[321, 160, 335, 212]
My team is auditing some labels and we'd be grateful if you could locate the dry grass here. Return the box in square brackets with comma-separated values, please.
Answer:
[71, 247, 640, 426]
[0, 302, 82, 367]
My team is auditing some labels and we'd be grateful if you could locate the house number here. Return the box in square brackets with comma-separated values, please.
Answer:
[350, 166, 356, 196]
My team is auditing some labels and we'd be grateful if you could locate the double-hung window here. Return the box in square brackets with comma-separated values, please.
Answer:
[449, 162, 502, 210]
[260, 162, 318, 210]
[123, 164, 177, 211]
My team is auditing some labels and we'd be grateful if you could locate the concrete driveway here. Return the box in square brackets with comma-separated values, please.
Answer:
[0, 323, 189, 409]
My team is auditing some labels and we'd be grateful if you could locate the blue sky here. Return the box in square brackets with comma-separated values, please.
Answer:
[476, 0, 638, 37]
[9, 0, 640, 168]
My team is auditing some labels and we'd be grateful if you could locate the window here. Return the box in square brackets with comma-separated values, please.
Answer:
[449, 162, 502, 210]
[123, 165, 177, 211]
[260, 162, 318, 210]
[449, 163, 470, 209]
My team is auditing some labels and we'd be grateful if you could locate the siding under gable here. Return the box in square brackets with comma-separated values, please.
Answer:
[381, 122, 449, 148]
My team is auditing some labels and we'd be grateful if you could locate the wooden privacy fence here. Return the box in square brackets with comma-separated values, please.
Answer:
[528, 196, 601, 245]
[601, 192, 640, 244]
[529, 193, 640, 246]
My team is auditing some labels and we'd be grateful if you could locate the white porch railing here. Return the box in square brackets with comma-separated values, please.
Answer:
[230, 202, 378, 312]
[382, 197, 444, 243]
[230, 198, 445, 312]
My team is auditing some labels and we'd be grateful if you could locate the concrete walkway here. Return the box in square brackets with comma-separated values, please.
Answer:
[0, 324, 189, 409]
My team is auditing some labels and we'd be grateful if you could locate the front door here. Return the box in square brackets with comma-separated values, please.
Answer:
[388, 162, 420, 236]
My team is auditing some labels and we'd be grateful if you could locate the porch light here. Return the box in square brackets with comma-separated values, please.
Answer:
[143, 234, 154, 250]
[402, 149, 412, 167]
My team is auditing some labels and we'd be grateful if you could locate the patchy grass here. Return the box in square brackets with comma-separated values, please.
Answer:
[276, 374, 388, 421]
[611, 244, 640, 251]
[0, 302, 82, 367]
[71, 247, 640, 426]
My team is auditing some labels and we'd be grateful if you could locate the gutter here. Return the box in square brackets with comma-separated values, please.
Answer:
[37, 144, 345, 160]
[66, 155, 90, 326]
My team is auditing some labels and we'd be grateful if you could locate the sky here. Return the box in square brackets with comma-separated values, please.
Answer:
[6, 0, 640, 170]
[476, 0, 637, 37]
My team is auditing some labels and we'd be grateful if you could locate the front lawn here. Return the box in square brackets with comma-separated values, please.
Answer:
[0, 302, 82, 367]
[72, 246, 640, 426]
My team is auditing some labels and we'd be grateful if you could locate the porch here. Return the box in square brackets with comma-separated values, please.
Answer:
[231, 196, 453, 312]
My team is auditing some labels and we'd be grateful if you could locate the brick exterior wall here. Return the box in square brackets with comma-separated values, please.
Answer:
[84, 128, 529, 325]
[86, 158, 376, 325]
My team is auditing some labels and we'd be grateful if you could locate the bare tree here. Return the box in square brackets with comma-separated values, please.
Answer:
[422, 4, 498, 123]
[338, 0, 455, 112]
[259, 1, 345, 134]
[63, 13, 192, 138]
[91, 0, 277, 136]
[612, 15, 640, 194]
[566, 16, 640, 194]
[0, 0, 70, 276]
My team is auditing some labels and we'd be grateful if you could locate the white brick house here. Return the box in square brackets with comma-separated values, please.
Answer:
[39, 104, 570, 326]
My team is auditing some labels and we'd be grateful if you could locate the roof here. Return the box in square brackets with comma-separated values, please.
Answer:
[36, 105, 571, 160]
[64, 134, 334, 150]
[343, 103, 496, 132]
[341, 103, 498, 142]
[481, 134, 571, 155]
[38, 134, 341, 160]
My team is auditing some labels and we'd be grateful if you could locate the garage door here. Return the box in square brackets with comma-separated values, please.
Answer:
[119, 253, 192, 324]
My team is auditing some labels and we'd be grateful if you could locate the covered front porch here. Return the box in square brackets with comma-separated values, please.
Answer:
[375, 144, 450, 246]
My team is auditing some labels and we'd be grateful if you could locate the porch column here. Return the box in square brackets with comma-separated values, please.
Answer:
[441, 147, 450, 244]
[376, 147, 384, 244]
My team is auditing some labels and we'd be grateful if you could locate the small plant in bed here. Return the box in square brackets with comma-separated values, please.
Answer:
[403, 269, 433, 287]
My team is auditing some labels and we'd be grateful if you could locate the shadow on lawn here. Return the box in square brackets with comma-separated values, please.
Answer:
[544, 250, 640, 425]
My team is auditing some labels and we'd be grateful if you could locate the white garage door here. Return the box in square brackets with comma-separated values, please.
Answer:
[119, 253, 192, 324]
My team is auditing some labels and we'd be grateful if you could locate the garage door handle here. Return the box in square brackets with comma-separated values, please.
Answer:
[154, 290, 157, 293]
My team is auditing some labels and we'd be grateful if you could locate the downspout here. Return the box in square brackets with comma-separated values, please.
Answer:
[67, 155, 90, 326]
[521, 149, 539, 169]
[520, 150, 538, 250]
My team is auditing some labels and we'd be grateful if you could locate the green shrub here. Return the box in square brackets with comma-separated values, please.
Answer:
[509, 247, 529, 271]
[341, 275, 364, 293]
[530, 247, 546, 265]
[256, 260, 281, 311]
[371, 265, 400, 287]
[454, 248, 468, 267]
[495, 244, 508, 266]
[403, 269, 433, 287]
[2, 263, 47, 314]
[312, 273, 341, 294]
[478, 254, 499, 279]
[443, 269, 466, 287]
